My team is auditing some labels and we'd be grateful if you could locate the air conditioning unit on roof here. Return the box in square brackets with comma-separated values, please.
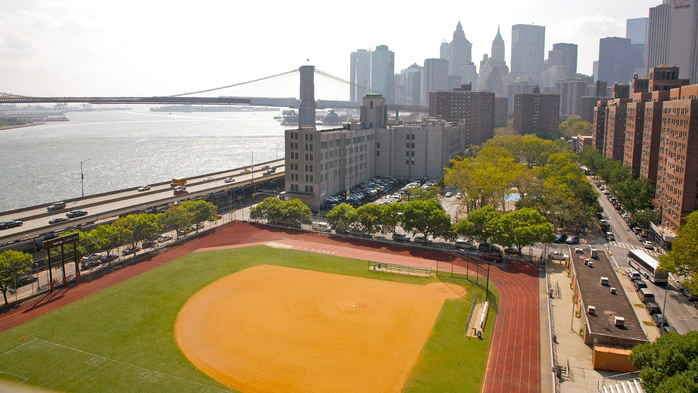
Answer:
[587, 305, 596, 315]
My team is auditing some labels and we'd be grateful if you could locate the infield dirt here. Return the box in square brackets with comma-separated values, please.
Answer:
[175, 264, 462, 393]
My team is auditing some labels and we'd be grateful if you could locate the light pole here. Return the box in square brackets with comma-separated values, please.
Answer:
[80, 159, 91, 197]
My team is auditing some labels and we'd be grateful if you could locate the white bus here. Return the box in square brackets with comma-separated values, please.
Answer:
[628, 249, 667, 284]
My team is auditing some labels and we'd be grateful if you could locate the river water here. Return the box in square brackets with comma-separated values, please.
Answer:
[0, 106, 289, 212]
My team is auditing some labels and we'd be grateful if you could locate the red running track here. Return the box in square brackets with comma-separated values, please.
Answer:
[0, 222, 540, 392]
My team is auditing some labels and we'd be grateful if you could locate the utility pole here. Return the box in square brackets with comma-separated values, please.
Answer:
[80, 159, 91, 197]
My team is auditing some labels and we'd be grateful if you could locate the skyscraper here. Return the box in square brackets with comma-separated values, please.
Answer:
[492, 27, 505, 63]
[350, 49, 371, 103]
[448, 22, 473, 81]
[552, 43, 578, 79]
[478, 28, 509, 96]
[626, 17, 648, 77]
[397, 64, 421, 105]
[421, 58, 449, 105]
[370, 45, 395, 104]
[598, 37, 633, 85]
[646, 0, 698, 84]
[510, 24, 545, 82]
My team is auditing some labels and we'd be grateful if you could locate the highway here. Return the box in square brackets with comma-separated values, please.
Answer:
[0, 159, 285, 245]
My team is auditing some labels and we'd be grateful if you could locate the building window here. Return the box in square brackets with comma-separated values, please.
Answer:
[377, 151, 380, 157]
[376, 142, 380, 149]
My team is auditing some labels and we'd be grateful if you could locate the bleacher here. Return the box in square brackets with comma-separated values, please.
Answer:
[598, 378, 644, 393]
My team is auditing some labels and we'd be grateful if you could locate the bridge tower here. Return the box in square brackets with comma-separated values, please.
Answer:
[299, 65, 316, 128]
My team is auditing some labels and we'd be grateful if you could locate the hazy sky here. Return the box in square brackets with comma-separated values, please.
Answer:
[0, 0, 659, 99]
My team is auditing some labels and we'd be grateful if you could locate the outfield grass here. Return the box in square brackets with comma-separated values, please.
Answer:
[0, 246, 498, 392]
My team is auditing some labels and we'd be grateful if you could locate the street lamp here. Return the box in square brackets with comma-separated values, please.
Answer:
[80, 159, 91, 197]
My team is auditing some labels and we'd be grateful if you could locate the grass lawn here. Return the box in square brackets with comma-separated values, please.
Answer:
[0, 246, 497, 392]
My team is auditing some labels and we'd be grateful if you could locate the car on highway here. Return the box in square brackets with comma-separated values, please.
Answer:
[548, 252, 569, 261]
[241, 168, 251, 174]
[48, 217, 68, 224]
[261, 165, 270, 170]
[47, 201, 67, 211]
[392, 233, 411, 242]
[566, 236, 580, 244]
[158, 234, 172, 242]
[0, 220, 23, 229]
[202, 176, 213, 182]
[455, 239, 476, 250]
[66, 210, 88, 218]
[643, 240, 654, 250]
[263, 169, 274, 175]
[174, 188, 188, 195]
[504, 247, 522, 255]
[137, 185, 151, 192]
[122, 246, 141, 255]
[480, 253, 502, 263]
[224, 177, 235, 183]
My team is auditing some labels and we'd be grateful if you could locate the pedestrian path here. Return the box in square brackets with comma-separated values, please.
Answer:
[608, 241, 661, 257]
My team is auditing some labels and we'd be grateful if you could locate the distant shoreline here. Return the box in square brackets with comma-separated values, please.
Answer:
[0, 122, 43, 131]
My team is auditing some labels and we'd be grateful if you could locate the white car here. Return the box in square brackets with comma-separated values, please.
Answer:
[548, 252, 569, 261]
[203, 176, 213, 182]
[157, 234, 172, 243]
[224, 177, 235, 183]
[456, 192, 462, 199]
[643, 240, 654, 249]
[137, 185, 151, 192]
[444, 192, 453, 198]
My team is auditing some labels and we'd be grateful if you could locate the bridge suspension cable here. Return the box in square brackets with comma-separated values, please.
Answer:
[170, 69, 299, 97]
[314, 69, 374, 94]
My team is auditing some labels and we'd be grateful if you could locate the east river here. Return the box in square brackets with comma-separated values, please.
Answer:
[0, 106, 289, 212]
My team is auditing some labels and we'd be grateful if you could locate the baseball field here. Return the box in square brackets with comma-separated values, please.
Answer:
[0, 244, 497, 392]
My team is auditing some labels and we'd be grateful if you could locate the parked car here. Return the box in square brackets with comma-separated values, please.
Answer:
[48, 217, 68, 225]
[122, 246, 141, 255]
[80, 260, 101, 270]
[652, 313, 668, 327]
[566, 236, 580, 244]
[444, 192, 453, 198]
[0, 220, 23, 229]
[414, 236, 432, 245]
[626, 269, 642, 281]
[645, 302, 661, 315]
[81, 253, 102, 262]
[100, 254, 118, 263]
[224, 177, 235, 183]
[192, 223, 205, 231]
[65, 210, 87, 218]
[660, 326, 678, 336]
[504, 247, 522, 255]
[158, 234, 172, 243]
[392, 233, 411, 242]
[548, 252, 569, 261]
[633, 279, 648, 291]
[16, 275, 38, 287]
[684, 288, 698, 302]
[455, 239, 476, 250]
[480, 253, 503, 263]
[137, 185, 151, 192]
[47, 201, 67, 211]
[554, 234, 568, 244]
[142, 240, 156, 249]
[478, 243, 501, 253]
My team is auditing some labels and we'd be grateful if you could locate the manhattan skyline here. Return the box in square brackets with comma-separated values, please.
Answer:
[0, 0, 658, 97]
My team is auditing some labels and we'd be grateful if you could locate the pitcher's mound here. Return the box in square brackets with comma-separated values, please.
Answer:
[175, 265, 461, 393]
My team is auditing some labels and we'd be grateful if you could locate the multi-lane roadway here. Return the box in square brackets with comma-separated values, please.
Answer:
[0, 159, 285, 245]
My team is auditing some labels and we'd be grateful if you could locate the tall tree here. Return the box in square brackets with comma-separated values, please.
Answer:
[380, 202, 405, 234]
[660, 211, 698, 292]
[354, 204, 383, 234]
[402, 199, 452, 241]
[250, 197, 283, 223]
[0, 250, 33, 305]
[278, 199, 312, 227]
[453, 206, 501, 244]
[113, 213, 161, 255]
[490, 208, 556, 251]
[630, 331, 698, 392]
[326, 203, 356, 232]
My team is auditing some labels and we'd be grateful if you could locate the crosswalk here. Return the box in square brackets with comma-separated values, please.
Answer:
[608, 241, 662, 257]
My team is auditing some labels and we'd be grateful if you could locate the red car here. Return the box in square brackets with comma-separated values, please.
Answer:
[480, 253, 502, 263]
[261, 165, 270, 170]
[174, 189, 188, 195]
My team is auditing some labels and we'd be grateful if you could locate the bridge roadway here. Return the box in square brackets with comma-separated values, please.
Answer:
[0, 159, 285, 246]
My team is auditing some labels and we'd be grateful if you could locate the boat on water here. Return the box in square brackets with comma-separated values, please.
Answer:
[280, 109, 299, 126]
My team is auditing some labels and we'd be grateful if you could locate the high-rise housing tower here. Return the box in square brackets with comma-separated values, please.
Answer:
[510, 24, 546, 82]
[370, 45, 396, 104]
[646, 0, 698, 84]
[350, 49, 371, 103]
